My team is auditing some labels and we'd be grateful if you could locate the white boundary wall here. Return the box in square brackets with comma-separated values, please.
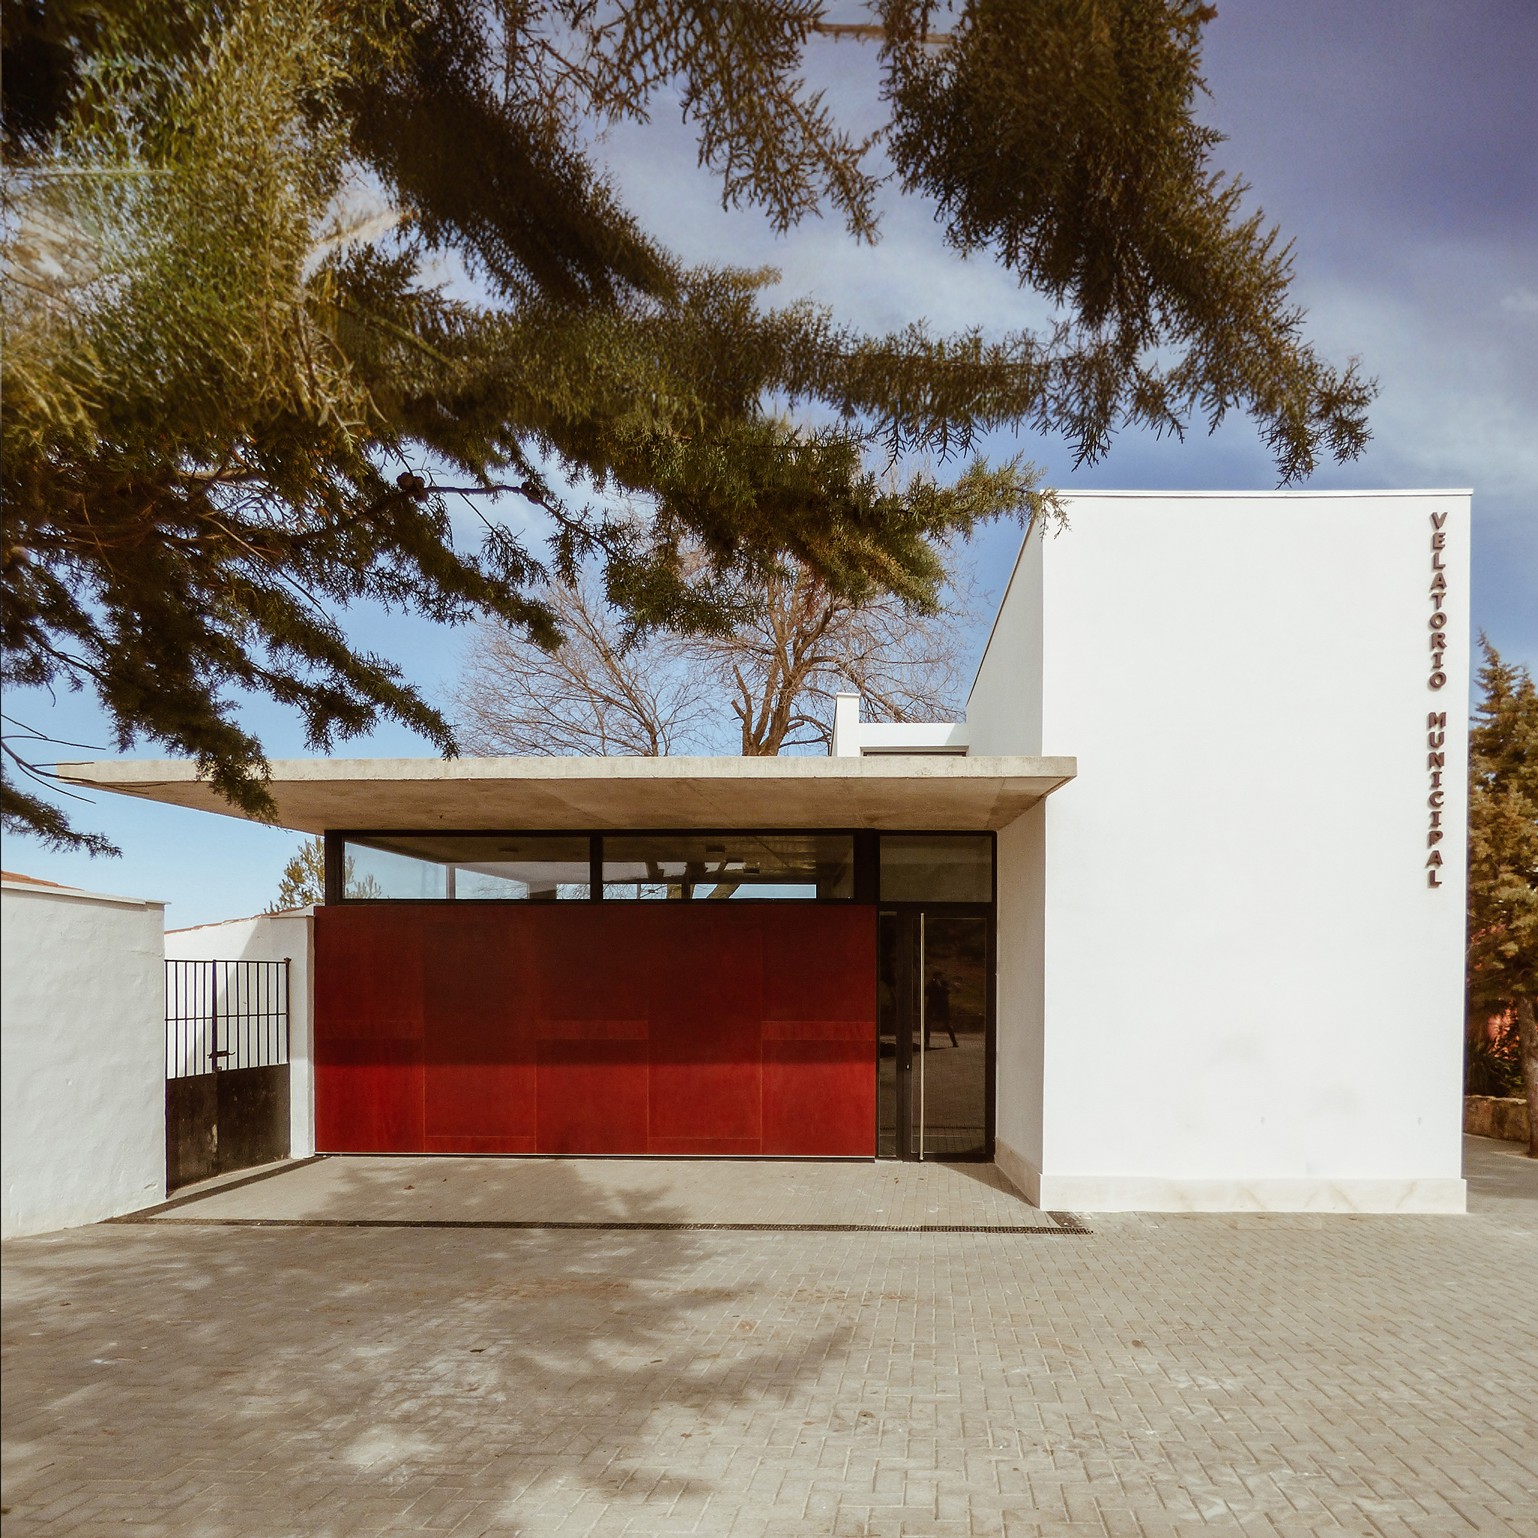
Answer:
[2, 879, 167, 1237]
[164, 910, 316, 1158]
[976, 491, 1472, 1213]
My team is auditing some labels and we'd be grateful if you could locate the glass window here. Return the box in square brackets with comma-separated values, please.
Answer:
[343, 840, 446, 900]
[879, 834, 993, 903]
[340, 835, 591, 900]
[601, 834, 854, 900]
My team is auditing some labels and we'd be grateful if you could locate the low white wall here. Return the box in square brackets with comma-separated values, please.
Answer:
[164, 910, 316, 1158]
[979, 490, 1472, 1212]
[2, 880, 167, 1237]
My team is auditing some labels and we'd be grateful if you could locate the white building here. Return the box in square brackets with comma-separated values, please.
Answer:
[58, 488, 1472, 1212]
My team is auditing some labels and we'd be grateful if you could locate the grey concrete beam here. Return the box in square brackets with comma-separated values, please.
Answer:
[53, 753, 1077, 833]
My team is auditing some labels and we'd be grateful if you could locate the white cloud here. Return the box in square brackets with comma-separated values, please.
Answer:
[1299, 250, 1538, 509]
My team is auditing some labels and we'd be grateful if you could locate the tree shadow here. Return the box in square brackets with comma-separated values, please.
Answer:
[1, 1157, 863, 1535]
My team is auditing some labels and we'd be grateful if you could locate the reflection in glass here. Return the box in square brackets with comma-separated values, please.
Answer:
[878, 908, 989, 1160]
[917, 914, 989, 1158]
[602, 834, 854, 900]
[343, 841, 446, 900]
[879, 834, 993, 902]
[340, 835, 591, 900]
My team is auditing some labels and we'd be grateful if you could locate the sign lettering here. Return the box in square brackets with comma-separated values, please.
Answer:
[1426, 511, 1452, 888]
[1428, 511, 1449, 691]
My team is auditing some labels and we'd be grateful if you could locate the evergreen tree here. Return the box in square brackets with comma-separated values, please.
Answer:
[1466, 639, 1538, 1156]
[270, 837, 328, 912]
[270, 834, 384, 906]
[2, 1, 1373, 849]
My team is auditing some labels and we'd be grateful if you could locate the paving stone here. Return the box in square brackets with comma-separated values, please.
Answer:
[1, 1138, 1534, 1537]
[141, 1154, 1061, 1229]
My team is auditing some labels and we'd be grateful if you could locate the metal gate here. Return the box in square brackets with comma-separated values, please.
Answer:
[166, 959, 291, 1190]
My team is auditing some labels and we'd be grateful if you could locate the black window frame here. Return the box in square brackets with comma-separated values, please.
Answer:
[324, 826, 997, 1161]
[323, 828, 994, 908]
[330, 830, 596, 903]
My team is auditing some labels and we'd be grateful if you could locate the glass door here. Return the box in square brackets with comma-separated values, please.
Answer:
[877, 907, 991, 1159]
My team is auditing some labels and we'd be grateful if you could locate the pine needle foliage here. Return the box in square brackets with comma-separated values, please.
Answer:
[269, 833, 382, 906]
[1466, 639, 1538, 1153]
[3, 0, 1373, 848]
[270, 837, 328, 912]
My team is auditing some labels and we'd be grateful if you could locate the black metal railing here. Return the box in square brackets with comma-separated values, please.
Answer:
[165, 959, 290, 1080]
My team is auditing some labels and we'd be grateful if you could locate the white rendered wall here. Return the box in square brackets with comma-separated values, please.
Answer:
[992, 803, 1047, 1200]
[2, 881, 167, 1237]
[979, 491, 1472, 1212]
[831, 692, 970, 755]
[164, 910, 316, 1158]
[968, 525, 1044, 756]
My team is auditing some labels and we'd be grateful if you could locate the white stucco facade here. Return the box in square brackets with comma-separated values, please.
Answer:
[977, 490, 1472, 1212]
[41, 486, 1475, 1215]
[164, 909, 316, 1158]
[1, 878, 167, 1238]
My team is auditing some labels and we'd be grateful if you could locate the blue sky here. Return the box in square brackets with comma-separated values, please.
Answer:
[5, 1, 1535, 924]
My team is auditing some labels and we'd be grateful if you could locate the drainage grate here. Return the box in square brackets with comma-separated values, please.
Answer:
[115, 1158, 1092, 1234]
[121, 1212, 1091, 1235]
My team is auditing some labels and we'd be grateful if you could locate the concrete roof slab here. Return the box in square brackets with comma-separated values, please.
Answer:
[53, 754, 1076, 833]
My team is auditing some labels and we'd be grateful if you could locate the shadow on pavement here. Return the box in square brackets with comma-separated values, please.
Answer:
[127, 1150, 1064, 1229]
[1, 1156, 859, 1536]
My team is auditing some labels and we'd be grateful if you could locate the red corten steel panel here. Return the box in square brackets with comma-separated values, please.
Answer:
[314, 1038, 425, 1152]
[314, 907, 425, 1151]
[536, 1040, 651, 1153]
[648, 907, 764, 1147]
[421, 910, 536, 1147]
[313, 901, 876, 1155]
[759, 905, 878, 1156]
[761, 905, 875, 1023]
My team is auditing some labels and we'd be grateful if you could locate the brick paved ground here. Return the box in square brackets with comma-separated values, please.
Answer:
[140, 1153, 1061, 1229]
[3, 1139, 1535, 1538]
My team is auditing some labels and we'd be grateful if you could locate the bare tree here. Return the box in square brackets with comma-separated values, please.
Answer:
[698, 564, 974, 755]
[452, 552, 975, 758]
[452, 573, 716, 756]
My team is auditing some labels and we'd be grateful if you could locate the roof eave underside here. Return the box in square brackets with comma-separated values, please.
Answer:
[53, 755, 1077, 834]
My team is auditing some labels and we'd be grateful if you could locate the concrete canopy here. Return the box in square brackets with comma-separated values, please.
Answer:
[54, 754, 1076, 834]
